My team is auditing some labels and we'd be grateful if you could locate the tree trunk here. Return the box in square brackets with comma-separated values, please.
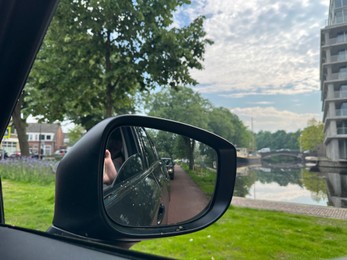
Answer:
[12, 97, 30, 156]
[183, 136, 195, 170]
[105, 30, 113, 118]
[188, 139, 195, 170]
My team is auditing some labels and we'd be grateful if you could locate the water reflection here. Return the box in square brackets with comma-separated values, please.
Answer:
[325, 170, 347, 208]
[235, 166, 347, 208]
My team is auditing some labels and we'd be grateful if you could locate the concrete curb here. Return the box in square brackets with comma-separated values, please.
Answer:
[231, 196, 347, 220]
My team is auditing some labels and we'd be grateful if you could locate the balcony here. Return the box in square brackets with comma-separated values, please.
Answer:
[324, 72, 347, 82]
[337, 126, 347, 134]
[336, 109, 347, 116]
[334, 90, 347, 98]
[327, 37, 347, 45]
[329, 53, 347, 63]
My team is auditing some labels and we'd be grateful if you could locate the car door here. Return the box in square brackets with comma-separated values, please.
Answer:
[134, 127, 171, 225]
[103, 126, 169, 227]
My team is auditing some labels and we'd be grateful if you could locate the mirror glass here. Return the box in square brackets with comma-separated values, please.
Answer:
[103, 126, 218, 227]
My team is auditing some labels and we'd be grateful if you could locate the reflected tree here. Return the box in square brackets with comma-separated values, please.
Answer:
[256, 168, 303, 187]
[302, 169, 327, 202]
[233, 168, 257, 197]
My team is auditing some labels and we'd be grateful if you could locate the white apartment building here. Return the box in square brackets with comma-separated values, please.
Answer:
[321, 0, 347, 161]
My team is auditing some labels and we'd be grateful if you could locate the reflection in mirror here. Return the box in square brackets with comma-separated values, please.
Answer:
[103, 126, 218, 227]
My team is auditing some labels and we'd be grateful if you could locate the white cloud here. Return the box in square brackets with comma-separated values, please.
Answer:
[178, 0, 327, 97]
[246, 182, 327, 205]
[248, 101, 274, 105]
[229, 106, 321, 132]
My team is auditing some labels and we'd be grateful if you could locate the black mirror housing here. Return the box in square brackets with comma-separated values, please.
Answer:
[50, 115, 237, 243]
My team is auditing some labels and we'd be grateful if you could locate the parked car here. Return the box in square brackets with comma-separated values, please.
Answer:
[161, 157, 175, 180]
[258, 147, 271, 153]
[9, 151, 21, 159]
[0, 149, 8, 160]
[30, 152, 40, 159]
[54, 149, 67, 157]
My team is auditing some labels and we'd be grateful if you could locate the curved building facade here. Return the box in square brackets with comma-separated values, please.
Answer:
[321, 0, 347, 161]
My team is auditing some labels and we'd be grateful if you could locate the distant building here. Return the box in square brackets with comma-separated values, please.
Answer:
[27, 123, 64, 156]
[320, 0, 347, 161]
[0, 126, 20, 155]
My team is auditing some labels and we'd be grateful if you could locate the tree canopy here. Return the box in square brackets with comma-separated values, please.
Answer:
[145, 86, 252, 147]
[299, 119, 324, 151]
[255, 130, 301, 151]
[25, 0, 212, 130]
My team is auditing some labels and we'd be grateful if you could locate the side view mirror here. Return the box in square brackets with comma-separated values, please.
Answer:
[103, 126, 219, 227]
[49, 115, 237, 244]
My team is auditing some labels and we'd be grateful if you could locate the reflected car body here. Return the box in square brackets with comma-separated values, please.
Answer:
[104, 126, 170, 226]
[161, 158, 175, 180]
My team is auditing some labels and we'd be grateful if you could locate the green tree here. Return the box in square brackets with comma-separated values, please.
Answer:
[146, 129, 176, 158]
[145, 86, 211, 128]
[146, 86, 252, 168]
[207, 107, 252, 148]
[302, 169, 327, 202]
[67, 125, 85, 146]
[25, 0, 212, 131]
[255, 130, 301, 151]
[255, 131, 273, 150]
[146, 86, 211, 169]
[299, 119, 324, 151]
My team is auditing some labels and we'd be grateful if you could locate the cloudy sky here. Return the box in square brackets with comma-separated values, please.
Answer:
[175, 0, 329, 132]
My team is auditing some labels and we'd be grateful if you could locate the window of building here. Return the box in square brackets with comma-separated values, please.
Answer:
[338, 49, 347, 61]
[44, 145, 52, 155]
[339, 139, 347, 159]
[337, 32, 347, 43]
[340, 85, 347, 97]
[339, 66, 347, 79]
[337, 121, 347, 134]
[2, 141, 17, 155]
[336, 10, 343, 23]
[46, 135, 52, 141]
[338, 102, 347, 116]
[335, 0, 347, 8]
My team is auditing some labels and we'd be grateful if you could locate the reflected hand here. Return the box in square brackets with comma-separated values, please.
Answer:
[104, 149, 118, 185]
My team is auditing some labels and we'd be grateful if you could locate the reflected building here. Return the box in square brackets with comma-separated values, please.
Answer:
[321, 0, 347, 161]
[325, 171, 347, 207]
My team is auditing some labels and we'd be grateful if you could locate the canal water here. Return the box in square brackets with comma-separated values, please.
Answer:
[235, 164, 347, 208]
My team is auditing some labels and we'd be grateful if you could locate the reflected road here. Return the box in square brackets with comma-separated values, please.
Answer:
[168, 165, 209, 224]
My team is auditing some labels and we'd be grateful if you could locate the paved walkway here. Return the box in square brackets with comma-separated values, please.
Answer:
[231, 197, 347, 220]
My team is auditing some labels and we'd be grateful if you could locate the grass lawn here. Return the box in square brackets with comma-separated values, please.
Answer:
[2, 179, 55, 231]
[132, 206, 347, 259]
[180, 163, 216, 198]
[2, 179, 347, 259]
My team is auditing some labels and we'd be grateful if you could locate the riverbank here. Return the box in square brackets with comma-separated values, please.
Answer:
[232, 196, 347, 220]
[237, 156, 261, 166]
[317, 157, 347, 169]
